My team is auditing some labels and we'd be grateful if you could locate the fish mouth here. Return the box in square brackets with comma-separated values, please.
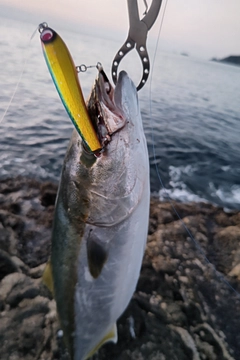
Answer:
[87, 66, 126, 149]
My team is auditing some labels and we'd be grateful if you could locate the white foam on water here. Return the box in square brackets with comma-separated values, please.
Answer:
[159, 165, 240, 209]
[159, 165, 208, 204]
[221, 165, 231, 172]
[215, 185, 240, 206]
[159, 186, 207, 203]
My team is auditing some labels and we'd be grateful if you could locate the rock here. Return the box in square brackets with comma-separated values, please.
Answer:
[0, 177, 240, 359]
[0, 273, 40, 308]
[0, 224, 11, 252]
[29, 263, 46, 279]
[0, 249, 20, 281]
[169, 325, 200, 360]
[17, 227, 51, 267]
[0, 177, 54, 268]
[213, 226, 240, 273]
[0, 295, 57, 360]
[10, 256, 30, 274]
[0, 273, 27, 304]
[228, 264, 240, 280]
[40, 182, 58, 207]
[193, 323, 235, 360]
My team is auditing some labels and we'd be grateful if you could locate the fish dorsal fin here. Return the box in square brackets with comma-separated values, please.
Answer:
[87, 233, 108, 278]
[85, 323, 118, 359]
[42, 260, 54, 295]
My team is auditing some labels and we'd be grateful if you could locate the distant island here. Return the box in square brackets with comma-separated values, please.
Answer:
[211, 55, 240, 66]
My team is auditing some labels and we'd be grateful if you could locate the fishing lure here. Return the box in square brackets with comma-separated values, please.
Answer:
[38, 23, 101, 154]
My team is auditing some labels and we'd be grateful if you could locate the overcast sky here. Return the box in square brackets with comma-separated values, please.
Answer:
[0, 0, 239, 59]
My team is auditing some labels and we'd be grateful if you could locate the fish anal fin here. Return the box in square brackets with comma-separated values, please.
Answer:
[85, 323, 118, 359]
[42, 260, 54, 295]
[87, 234, 108, 278]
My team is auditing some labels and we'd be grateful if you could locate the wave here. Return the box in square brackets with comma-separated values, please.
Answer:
[158, 165, 240, 210]
[159, 165, 208, 204]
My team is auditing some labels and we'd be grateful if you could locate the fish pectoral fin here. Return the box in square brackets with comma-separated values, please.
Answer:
[42, 260, 54, 295]
[87, 234, 108, 278]
[85, 323, 118, 359]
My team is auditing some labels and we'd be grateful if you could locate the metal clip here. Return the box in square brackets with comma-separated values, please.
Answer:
[111, 0, 162, 91]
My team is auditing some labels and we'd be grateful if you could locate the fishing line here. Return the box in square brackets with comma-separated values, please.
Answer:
[0, 26, 39, 125]
[149, 0, 240, 297]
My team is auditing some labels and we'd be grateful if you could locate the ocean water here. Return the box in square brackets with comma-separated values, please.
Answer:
[0, 17, 240, 210]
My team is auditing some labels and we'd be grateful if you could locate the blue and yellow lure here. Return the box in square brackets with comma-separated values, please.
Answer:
[39, 23, 101, 153]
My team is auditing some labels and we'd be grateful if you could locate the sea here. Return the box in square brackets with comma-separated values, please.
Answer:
[0, 16, 239, 212]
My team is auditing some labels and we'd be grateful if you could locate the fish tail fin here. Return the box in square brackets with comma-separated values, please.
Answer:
[85, 323, 118, 359]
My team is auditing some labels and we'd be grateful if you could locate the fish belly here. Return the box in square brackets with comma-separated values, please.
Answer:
[74, 178, 149, 359]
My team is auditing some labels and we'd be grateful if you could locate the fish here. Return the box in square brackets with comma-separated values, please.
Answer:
[41, 26, 150, 360]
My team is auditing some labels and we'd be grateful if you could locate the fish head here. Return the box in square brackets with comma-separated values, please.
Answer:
[87, 69, 144, 155]
[81, 69, 148, 227]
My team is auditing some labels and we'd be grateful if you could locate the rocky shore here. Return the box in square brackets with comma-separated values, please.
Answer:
[0, 177, 240, 360]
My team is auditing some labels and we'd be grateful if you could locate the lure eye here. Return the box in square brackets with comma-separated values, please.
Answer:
[41, 29, 54, 42]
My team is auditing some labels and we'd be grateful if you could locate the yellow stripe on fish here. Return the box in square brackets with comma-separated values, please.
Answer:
[42, 260, 54, 295]
[39, 26, 101, 153]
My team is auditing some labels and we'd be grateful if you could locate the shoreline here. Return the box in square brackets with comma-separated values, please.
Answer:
[0, 176, 240, 359]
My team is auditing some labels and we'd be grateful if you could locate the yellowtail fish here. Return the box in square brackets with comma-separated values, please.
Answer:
[39, 25, 101, 153]
[41, 26, 150, 360]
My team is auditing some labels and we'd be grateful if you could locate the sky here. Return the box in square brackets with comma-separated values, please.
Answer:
[0, 0, 239, 59]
